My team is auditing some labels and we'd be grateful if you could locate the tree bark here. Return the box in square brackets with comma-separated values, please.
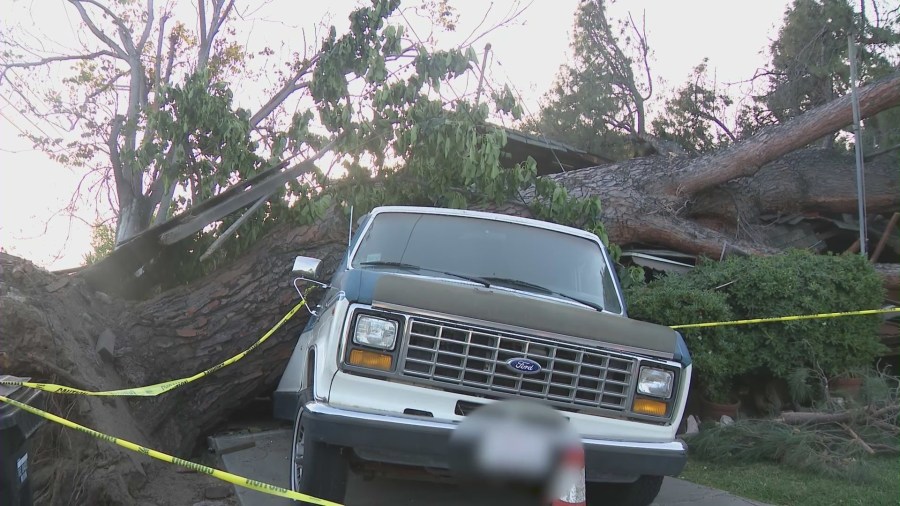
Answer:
[118, 210, 350, 454]
[0, 213, 351, 500]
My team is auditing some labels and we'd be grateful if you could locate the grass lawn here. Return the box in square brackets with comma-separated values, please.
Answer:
[679, 457, 900, 506]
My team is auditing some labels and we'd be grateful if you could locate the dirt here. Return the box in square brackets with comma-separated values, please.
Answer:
[131, 462, 239, 506]
[0, 253, 241, 505]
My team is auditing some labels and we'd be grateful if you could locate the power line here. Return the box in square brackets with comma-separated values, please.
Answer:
[0, 108, 29, 136]
[0, 93, 61, 140]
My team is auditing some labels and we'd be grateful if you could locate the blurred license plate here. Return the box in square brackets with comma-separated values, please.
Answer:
[477, 426, 552, 477]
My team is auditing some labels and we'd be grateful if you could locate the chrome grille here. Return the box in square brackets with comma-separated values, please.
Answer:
[400, 317, 636, 412]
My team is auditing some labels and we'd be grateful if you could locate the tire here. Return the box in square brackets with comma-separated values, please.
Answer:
[290, 405, 349, 504]
[586, 475, 664, 506]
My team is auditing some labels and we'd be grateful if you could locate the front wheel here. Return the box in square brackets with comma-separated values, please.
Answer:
[290, 406, 349, 504]
[586, 475, 664, 506]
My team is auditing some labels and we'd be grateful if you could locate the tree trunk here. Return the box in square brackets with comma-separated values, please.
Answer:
[664, 72, 900, 196]
[118, 211, 350, 454]
[0, 214, 350, 502]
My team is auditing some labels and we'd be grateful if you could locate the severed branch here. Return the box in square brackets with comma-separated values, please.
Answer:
[158, 135, 341, 245]
[198, 195, 268, 262]
[779, 411, 854, 425]
[863, 141, 900, 162]
[837, 422, 875, 455]
[778, 404, 900, 425]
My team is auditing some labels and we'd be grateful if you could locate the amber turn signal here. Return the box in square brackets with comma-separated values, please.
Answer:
[349, 349, 393, 370]
[632, 398, 668, 417]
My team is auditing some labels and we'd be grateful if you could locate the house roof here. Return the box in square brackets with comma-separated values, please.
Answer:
[500, 128, 613, 175]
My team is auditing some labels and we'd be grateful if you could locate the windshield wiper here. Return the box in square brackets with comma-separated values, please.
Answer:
[480, 277, 604, 312]
[359, 261, 490, 287]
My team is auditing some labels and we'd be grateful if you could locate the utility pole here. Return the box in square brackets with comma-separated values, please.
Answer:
[848, 35, 868, 257]
[475, 43, 492, 105]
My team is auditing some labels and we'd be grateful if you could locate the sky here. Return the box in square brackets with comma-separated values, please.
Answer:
[0, 0, 790, 270]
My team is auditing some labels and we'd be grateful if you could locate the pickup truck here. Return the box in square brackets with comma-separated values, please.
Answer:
[273, 206, 692, 505]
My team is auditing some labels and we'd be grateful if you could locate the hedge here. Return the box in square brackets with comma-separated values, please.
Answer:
[625, 250, 885, 402]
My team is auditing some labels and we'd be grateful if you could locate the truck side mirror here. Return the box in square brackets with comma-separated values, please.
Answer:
[292, 256, 322, 280]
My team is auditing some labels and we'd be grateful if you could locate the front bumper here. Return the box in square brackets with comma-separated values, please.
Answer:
[301, 401, 687, 482]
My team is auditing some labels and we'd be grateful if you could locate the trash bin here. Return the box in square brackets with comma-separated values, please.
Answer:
[0, 376, 45, 506]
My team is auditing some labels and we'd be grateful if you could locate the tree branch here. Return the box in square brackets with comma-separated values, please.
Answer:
[159, 135, 341, 245]
[209, 0, 235, 42]
[199, 0, 208, 50]
[163, 29, 177, 83]
[67, 0, 129, 59]
[864, 141, 900, 161]
[108, 115, 129, 205]
[249, 55, 320, 128]
[137, 0, 155, 50]
[153, 177, 179, 226]
[153, 13, 170, 89]
[198, 195, 267, 261]
[78, 0, 139, 55]
[0, 51, 118, 83]
[197, 0, 235, 72]
[628, 11, 652, 102]
[700, 111, 738, 142]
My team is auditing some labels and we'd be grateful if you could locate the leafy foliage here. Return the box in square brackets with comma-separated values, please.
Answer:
[764, 0, 898, 119]
[651, 60, 737, 154]
[5, 0, 611, 278]
[626, 251, 886, 401]
[83, 223, 116, 265]
[627, 276, 744, 402]
[750, 0, 900, 149]
[526, 0, 653, 160]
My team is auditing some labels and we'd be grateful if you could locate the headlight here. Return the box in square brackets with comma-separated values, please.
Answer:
[353, 315, 398, 349]
[637, 367, 674, 398]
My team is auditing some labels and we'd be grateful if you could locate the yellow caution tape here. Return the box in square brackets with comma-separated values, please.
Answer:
[670, 307, 900, 329]
[0, 299, 308, 396]
[0, 394, 340, 506]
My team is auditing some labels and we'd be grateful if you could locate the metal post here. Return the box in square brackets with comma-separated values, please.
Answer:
[348, 205, 353, 247]
[847, 36, 868, 257]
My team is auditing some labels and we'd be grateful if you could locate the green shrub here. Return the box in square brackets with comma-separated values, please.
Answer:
[627, 277, 748, 402]
[625, 250, 886, 399]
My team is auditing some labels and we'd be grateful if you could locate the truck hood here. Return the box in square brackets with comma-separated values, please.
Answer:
[351, 271, 678, 359]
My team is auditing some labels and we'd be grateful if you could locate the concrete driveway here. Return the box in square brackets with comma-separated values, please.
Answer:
[209, 428, 771, 506]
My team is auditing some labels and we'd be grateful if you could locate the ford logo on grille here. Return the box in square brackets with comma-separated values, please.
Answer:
[506, 357, 542, 375]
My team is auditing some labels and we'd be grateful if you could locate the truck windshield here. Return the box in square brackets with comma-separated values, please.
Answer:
[351, 212, 623, 314]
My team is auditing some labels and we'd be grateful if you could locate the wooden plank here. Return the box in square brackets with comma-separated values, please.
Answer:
[870, 212, 900, 263]
[159, 160, 316, 244]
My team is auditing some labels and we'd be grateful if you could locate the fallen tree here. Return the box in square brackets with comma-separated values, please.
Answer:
[541, 72, 900, 256]
[2, 73, 899, 504]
